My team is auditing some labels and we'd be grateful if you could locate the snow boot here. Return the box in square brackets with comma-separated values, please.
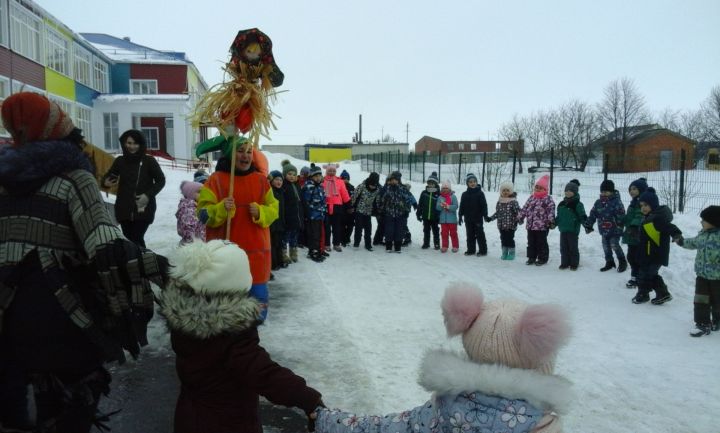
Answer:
[712, 319, 720, 332]
[617, 258, 628, 273]
[651, 276, 672, 305]
[309, 250, 325, 263]
[600, 259, 616, 272]
[501, 247, 508, 260]
[421, 243, 430, 249]
[464, 251, 475, 256]
[282, 249, 291, 265]
[507, 248, 515, 260]
[290, 247, 299, 263]
[632, 281, 651, 304]
[690, 323, 712, 337]
[626, 278, 638, 289]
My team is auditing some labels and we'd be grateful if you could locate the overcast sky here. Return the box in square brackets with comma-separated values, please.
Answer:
[40, 0, 720, 146]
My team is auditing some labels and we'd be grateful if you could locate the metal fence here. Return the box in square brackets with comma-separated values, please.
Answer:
[352, 150, 720, 213]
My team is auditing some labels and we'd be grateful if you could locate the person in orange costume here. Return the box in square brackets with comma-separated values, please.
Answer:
[197, 138, 278, 321]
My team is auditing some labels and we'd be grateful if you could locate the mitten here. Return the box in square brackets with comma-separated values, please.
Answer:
[417, 215, 422, 222]
[458, 216, 463, 226]
[549, 222, 556, 230]
[198, 208, 209, 224]
[584, 225, 594, 234]
[484, 215, 492, 223]
[672, 234, 684, 246]
[135, 194, 149, 212]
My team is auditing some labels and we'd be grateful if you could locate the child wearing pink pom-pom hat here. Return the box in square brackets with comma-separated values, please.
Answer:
[313, 282, 574, 433]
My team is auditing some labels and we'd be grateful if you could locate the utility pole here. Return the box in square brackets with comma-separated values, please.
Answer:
[406, 122, 409, 145]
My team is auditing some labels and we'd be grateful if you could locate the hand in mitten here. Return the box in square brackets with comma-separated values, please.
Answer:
[549, 222, 557, 230]
[458, 216, 463, 226]
[484, 215, 492, 223]
[584, 225, 594, 234]
[198, 208, 209, 224]
[417, 215, 422, 222]
[672, 234, 684, 246]
[135, 194, 149, 212]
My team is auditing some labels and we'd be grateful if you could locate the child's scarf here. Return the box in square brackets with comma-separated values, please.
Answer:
[533, 189, 548, 199]
[440, 191, 452, 206]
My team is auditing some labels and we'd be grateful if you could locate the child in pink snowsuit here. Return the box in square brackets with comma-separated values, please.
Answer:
[176, 180, 205, 244]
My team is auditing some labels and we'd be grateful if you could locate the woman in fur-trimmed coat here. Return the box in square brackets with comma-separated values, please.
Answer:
[160, 240, 323, 433]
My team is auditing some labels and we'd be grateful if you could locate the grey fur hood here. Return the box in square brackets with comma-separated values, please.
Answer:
[159, 281, 260, 339]
[418, 349, 574, 415]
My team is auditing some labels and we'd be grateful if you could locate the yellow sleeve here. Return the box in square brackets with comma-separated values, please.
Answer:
[253, 188, 279, 228]
[197, 187, 235, 228]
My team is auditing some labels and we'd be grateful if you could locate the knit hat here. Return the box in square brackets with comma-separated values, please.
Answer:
[340, 169, 350, 180]
[638, 187, 659, 210]
[535, 174, 550, 191]
[309, 165, 322, 177]
[427, 171, 439, 185]
[499, 181, 514, 194]
[600, 179, 615, 192]
[300, 166, 310, 177]
[180, 180, 203, 199]
[1, 92, 76, 146]
[193, 170, 209, 184]
[629, 177, 648, 194]
[388, 171, 402, 181]
[281, 159, 297, 176]
[170, 239, 253, 296]
[323, 163, 339, 175]
[366, 172, 380, 187]
[701, 205, 720, 228]
[269, 170, 283, 181]
[441, 282, 571, 375]
[465, 173, 478, 184]
[564, 179, 580, 194]
[441, 179, 452, 190]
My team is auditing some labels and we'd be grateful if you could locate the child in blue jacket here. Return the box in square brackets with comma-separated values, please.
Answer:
[583, 179, 627, 273]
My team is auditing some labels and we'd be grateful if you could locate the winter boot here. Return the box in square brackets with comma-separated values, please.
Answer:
[525, 258, 536, 265]
[309, 250, 325, 263]
[600, 259, 616, 272]
[632, 281, 651, 304]
[282, 249, 291, 266]
[617, 258, 628, 273]
[651, 276, 672, 305]
[421, 243, 430, 249]
[712, 318, 720, 332]
[507, 248, 515, 260]
[501, 247, 508, 260]
[290, 247, 299, 263]
[626, 277, 638, 289]
[690, 323, 712, 337]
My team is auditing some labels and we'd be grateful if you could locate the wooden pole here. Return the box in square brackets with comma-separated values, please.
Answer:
[225, 137, 238, 239]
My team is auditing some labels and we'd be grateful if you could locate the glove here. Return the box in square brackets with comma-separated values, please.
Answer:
[484, 216, 492, 223]
[672, 234, 684, 246]
[417, 215, 422, 222]
[198, 208, 209, 224]
[584, 225, 594, 234]
[458, 216, 463, 226]
[549, 222, 556, 230]
[135, 194, 149, 212]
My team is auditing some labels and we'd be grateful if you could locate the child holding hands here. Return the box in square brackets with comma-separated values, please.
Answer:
[518, 175, 555, 266]
[436, 180, 459, 253]
[675, 205, 720, 336]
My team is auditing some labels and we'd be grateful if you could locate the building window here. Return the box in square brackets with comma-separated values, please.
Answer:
[45, 26, 70, 76]
[48, 95, 73, 122]
[73, 43, 92, 87]
[10, 1, 43, 63]
[141, 127, 159, 150]
[131, 80, 158, 95]
[495, 142, 501, 151]
[93, 57, 109, 93]
[75, 104, 92, 139]
[103, 112, 119, 151]
[458, 143, 464, 151]
[0, 77, 9, 136]
[0, 0, 8, 47]
[471, 143, 477, 150]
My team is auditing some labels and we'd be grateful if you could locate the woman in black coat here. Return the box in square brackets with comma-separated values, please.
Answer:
[102, 129, 165, 247]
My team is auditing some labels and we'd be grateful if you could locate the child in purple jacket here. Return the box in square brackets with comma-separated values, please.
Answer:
[518, 175, 555, 266]
[176, 180, 205, 244]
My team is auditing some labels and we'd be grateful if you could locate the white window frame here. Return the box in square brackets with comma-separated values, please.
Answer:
[45, 26, 70, 76]
[92, 56, 109, 93]
[75, 103, 92, 140]
[130, 79, 157, 95]
[9, 1, 42, 63]
[495, 142, 502, 151]
[470, 143, 477, 151]
[103, 112, 119, 151]
[11, 80, 44, 95]
[0, 0, 9, 47]
[0, 76, 9, 136]
[141, 126, 159, 150]
[73, 42, 92, 87]
[458, 143, 464, 151]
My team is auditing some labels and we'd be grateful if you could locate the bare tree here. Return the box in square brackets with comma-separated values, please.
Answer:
[656, 107, 681, 131]
[524, 111, 550, 169]
[679, 109, 705, 141]
[701, 85, 720, 141]
[498, 113, 528, 173]
[596, 77, 649, 171]
[546, 100, 598, 170]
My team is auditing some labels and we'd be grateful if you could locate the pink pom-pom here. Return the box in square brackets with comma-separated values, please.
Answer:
[515, 304, 571, 362]
[441, 283, 484, 336]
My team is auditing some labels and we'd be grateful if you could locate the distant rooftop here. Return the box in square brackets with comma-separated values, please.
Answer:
[80, 33, 189, 64]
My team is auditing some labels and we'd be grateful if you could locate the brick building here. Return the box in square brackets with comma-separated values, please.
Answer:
[414, 135, 523, 155]
[597, 125, 694, 173]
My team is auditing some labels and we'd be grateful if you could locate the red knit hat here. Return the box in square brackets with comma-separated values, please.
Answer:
[1, 92, 75, 146]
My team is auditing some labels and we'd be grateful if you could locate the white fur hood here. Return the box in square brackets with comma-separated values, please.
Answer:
[159, 281, 260, 339]
[418, 349, 574, 414]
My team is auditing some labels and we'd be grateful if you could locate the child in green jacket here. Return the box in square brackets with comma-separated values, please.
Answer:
[622, 178, 648, 288]
[676, 205, 720, 337]
[555, 180, 587, 270]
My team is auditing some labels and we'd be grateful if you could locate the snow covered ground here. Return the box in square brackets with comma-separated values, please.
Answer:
[136, 152, 718, 433]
